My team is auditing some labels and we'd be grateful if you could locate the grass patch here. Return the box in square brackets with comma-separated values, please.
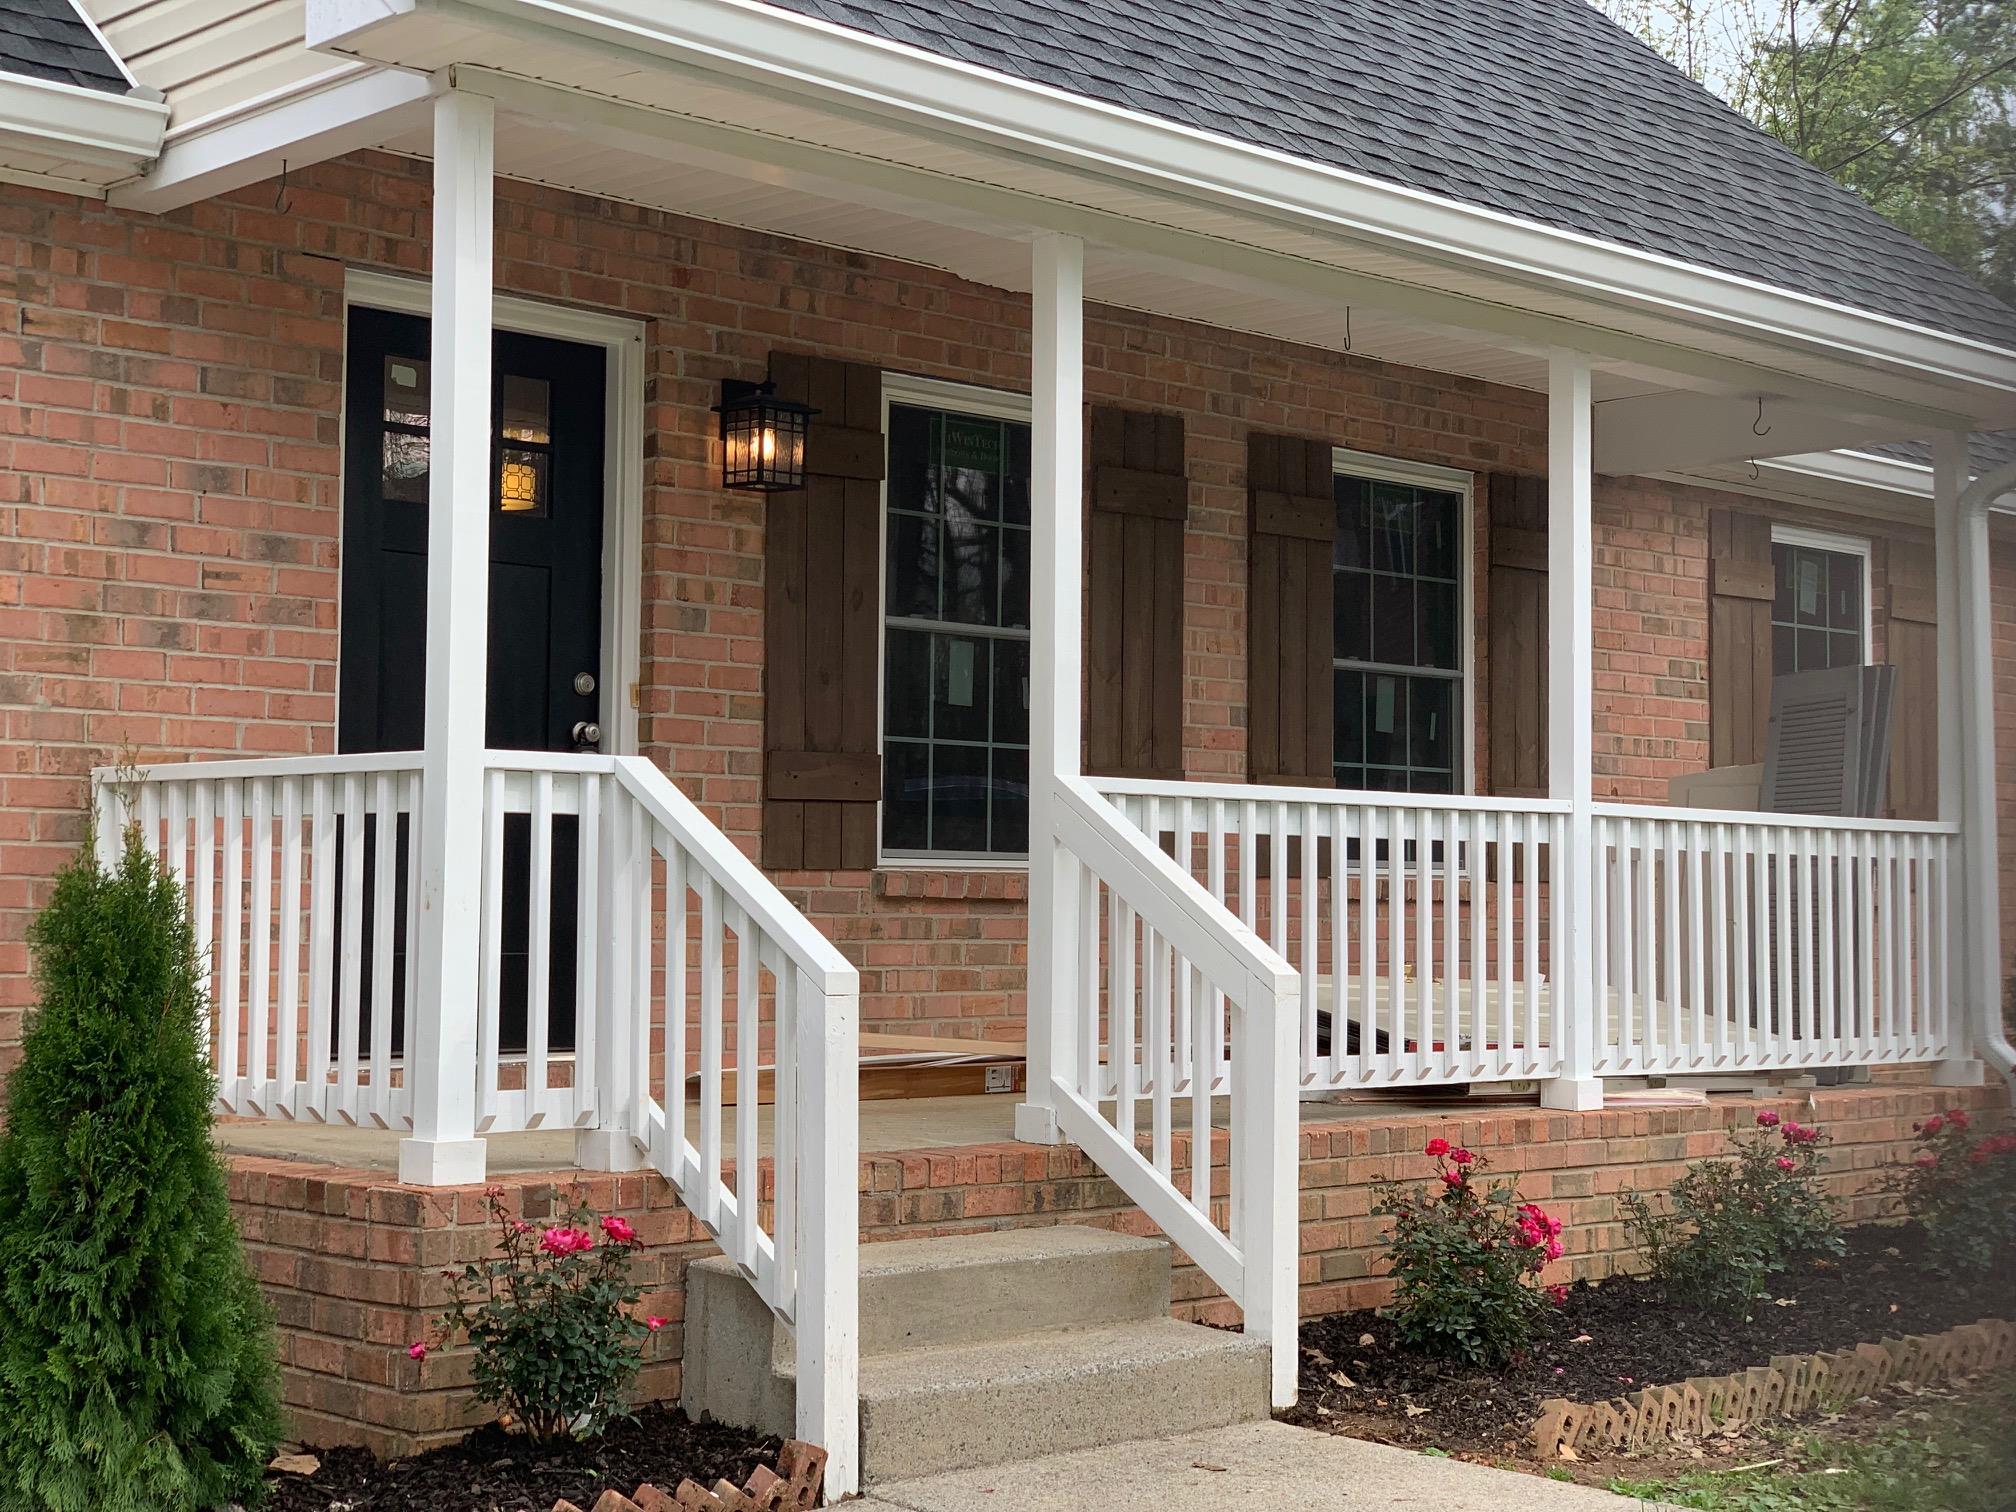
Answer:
[1606, 1375, 2016, 1511]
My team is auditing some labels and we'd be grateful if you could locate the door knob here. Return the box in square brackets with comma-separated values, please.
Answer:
[571, 720, 602, 750]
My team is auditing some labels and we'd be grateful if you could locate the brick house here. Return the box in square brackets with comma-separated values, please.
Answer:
[3, 0, 2015, 1489]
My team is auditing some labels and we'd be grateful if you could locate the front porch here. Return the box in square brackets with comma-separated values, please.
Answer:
[51, 5, 2016, 1492]
[215, 1074, 1996, 1456]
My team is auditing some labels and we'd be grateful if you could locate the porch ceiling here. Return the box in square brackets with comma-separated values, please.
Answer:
[135, 0, 2010, 485]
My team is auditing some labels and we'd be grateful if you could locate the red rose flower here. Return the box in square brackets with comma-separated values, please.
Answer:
[1921, 1114, 1945, 1137]
[1451, 1148, 1475, 1166]
[1755, 1109, 1780, 1127]
[1424, 1137, 1450, 1157]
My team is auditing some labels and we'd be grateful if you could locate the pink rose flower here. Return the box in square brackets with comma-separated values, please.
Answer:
[1921, 1114, 1945, 1137]
[1755, 1109, 1780, 1127]
[1776, 1156, 1795, 1172]
[1548, 1284, 1569, 1306]
[1545, 1237, 1564, 1261]
[408, 1341, 429, 1361]
[540, 1226, 595, 1257]
[1946, 1108, 1970, 1131]
[1441, 1170, 1466, 1188]
[1915, 1153, 1938, 1169]
[1451, 1148, 1474, 1166]
[646, 1315, 667, 1332]
[1424, 1137, 1450, 1157]
[601, 1215, 637, 1245]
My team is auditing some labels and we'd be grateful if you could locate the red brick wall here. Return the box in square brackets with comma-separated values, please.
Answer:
[231, 1077, 2001, 1454]
[0, 151, 2006, 1058]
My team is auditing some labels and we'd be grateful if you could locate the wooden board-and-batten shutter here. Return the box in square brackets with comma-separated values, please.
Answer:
[1085, 405, 1188, 779]
[1707, 508, 1775, 769]
[1246, 432, 1335, 786]
[762, 352, 883, 870]
[1486, 472, 1548, 797]
[1885, 538, 1938, 820]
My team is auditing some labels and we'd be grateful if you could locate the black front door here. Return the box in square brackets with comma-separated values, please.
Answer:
[339, 305, 607, 1055]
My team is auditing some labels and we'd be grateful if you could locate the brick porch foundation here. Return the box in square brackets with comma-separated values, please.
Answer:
[227, 1076, 2005, 1455]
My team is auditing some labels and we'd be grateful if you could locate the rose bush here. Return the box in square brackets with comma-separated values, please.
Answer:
[415, 1191, 658, 1442]
[1374, 1138, 1565, 1368]
[1890, 1106, 2016, 1276]
[1622, 1110, 1843, 1315]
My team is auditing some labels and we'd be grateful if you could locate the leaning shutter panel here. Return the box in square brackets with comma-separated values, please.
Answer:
[1486, 472, 1548, 797]
[1885, 538, 1938, 820]
[1708, 508, 1774, 769]
[1086, 405, 1188, 779]
[1246, 431, 1334, 786]
[763, 351, 885, 870]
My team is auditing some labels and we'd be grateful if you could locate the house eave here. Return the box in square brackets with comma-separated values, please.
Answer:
[303, 0, 2016, 420]
[0, 71, 165, 188]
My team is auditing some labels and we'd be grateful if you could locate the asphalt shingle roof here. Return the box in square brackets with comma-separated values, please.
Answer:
[0, 0, 127, 92]
[1861, 431, 2016, 475]
[764, 0, 2016, 351]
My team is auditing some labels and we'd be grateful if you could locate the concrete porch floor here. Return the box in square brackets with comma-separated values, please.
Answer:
[212, 1088, 1528, 1175]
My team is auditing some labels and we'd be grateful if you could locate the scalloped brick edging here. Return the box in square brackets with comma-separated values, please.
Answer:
[1530, 1317, 2016, 1458]
[550, 1440, 827, 1512]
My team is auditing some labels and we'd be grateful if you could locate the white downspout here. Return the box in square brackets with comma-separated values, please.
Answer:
[1954, 451, 2016, 1092]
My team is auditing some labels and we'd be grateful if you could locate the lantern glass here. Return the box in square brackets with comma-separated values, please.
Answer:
[717, 381, 814, 491]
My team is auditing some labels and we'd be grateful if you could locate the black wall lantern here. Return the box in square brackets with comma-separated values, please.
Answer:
[714, 378, 815, 491]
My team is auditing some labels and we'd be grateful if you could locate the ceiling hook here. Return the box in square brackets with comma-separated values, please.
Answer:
[1752, 396, 1772, 438]
[1343, 305, 1353, 353]
[275, 159, 291, 215]
[1748, 457, 1760, 481]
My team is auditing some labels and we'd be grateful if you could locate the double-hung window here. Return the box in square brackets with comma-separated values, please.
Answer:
[880, 383, 1033, 860]
[1331, 457, 1469, 792]
[1770, 527, 1869, 676]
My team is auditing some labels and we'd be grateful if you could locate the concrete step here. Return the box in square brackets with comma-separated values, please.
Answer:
[680, 1225, 1272, 1486]
[854, 1224, 1172, 1353]
[840, 1318, 1270, 1482]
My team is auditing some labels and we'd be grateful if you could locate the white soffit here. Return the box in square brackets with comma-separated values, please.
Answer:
[295, 0, 2016, 430]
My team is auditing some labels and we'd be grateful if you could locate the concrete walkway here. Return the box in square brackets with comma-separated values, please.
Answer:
[854, 1421, 1672, 1511]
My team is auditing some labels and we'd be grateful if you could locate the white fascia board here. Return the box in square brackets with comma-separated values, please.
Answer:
[108, 67, 436, 213]
[0, 72, 164, 172]
[1658, 447, 2016, 519]
[305, 0, 2016, 408]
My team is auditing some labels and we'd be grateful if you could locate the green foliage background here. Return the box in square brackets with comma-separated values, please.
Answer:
[1598, 1, 2016, 309]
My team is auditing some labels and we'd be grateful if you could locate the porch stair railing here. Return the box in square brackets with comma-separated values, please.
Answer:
[99, 750, 861, 1496]
[1044, 773, 1300, 1407]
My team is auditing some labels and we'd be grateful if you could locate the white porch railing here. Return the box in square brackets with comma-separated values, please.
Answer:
[1094, 778, 1960, 1088]
[1046, 775, 1300, 1406]
[99, 750, 860, 1493]
[1095, 778, 1568, 1091]
[1592, 804, 1958, 1074]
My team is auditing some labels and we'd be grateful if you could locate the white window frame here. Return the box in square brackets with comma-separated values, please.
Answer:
[1329, 447, 1477, 795]
[1768, 522, 1874, 672]
[878, 372, 1035, 868]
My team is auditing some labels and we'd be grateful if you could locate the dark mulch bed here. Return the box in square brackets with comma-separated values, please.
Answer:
[1283, 1225, 2012, 1457]
[264, 1403, 781, 1512]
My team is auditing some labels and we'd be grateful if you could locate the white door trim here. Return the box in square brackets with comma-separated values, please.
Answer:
[342, 268, 647, 756]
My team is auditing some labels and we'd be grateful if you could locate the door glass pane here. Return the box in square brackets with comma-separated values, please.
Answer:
[498, 448, 548, 514]
[384, 357, 429, 426]
[502, 375, 551, 443]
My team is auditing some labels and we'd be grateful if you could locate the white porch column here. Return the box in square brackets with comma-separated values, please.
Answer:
[1938, 432, 1991, 1086]
[1540, 352, 1604, 1111]
[1014, 231, 1085, 1146]
[400, 89, 496, 1186]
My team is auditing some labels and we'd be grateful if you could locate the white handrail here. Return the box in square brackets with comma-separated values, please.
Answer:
[611, 758, 856, 993]
[1596, 800, 1960, 837]
[1098, 774, 1572, 816]
[1047, 774, 1299, 1408]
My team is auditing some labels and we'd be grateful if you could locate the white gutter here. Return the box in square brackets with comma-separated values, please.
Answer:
[0, 72, 165, 180]
[1957, 456, 2016, 1092]
[306, 0, 2016, 410]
